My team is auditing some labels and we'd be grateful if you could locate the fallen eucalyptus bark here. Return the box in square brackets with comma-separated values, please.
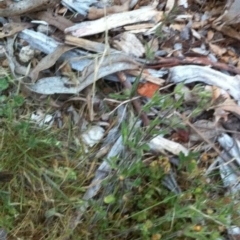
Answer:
[61, 0, 97, 16]
[148, 135, 189, 156]
[0, 0, 60, 17]
[65, 6, 162, 37]
[169, 65, 240, 102]
[19, 29, 92, 72]
[19, 29, 140, 95]
[28, 53, 139, 94]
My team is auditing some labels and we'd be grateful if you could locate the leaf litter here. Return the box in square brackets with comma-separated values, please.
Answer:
[1, 0, 240, 239]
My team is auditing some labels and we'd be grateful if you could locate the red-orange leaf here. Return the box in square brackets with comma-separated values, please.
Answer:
[137, 82, 159, 98]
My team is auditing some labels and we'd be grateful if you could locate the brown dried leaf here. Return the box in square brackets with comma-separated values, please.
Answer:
[216, 97, 240, 117]
[189, 120, 221, 143]
[213, 24, 240, 41]
[0, 22, 33, 38]
[209, 43, 227, 56]
[207, 30, 214, 41]
[211, 86, 222, 103]
[29, 45, 74, 82]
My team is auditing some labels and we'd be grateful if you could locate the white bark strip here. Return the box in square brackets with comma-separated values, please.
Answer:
[169, 65, 240, 102]
[65, 7, 162, 37]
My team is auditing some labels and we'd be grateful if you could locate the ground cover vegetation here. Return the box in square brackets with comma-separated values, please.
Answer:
[0, 70, 238, 240]
[1, 0, 240, 239]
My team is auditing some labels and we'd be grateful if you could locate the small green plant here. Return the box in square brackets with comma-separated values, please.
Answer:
[0, 76, 24, 119]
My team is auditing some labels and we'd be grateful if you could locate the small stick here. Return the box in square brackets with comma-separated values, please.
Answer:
[117, 71, 150, 126]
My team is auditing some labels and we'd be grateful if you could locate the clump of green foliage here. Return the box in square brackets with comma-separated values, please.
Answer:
[0, 70, 237, 240]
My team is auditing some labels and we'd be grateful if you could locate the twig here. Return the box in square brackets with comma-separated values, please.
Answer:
[117, 72, 150, 126]
[147, 56, 240, 75]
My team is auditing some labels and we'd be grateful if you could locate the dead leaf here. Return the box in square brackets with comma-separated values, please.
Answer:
[209, 43, 227, 56]
[189, 120, 222, 143]
[215, 97, 240, 117]
[207, 30, 214, 41]
[171, 128, 190, 143]
[29, 45, 74, 82]
[214, 108, 229, 123]
[137, 82, 159, 98]
[0, 22, 33, 38]
[210, 86, 222, 104]
[212, 24, 240, 41]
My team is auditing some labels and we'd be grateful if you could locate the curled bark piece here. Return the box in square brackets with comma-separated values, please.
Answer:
[169, 65, 240, 102]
